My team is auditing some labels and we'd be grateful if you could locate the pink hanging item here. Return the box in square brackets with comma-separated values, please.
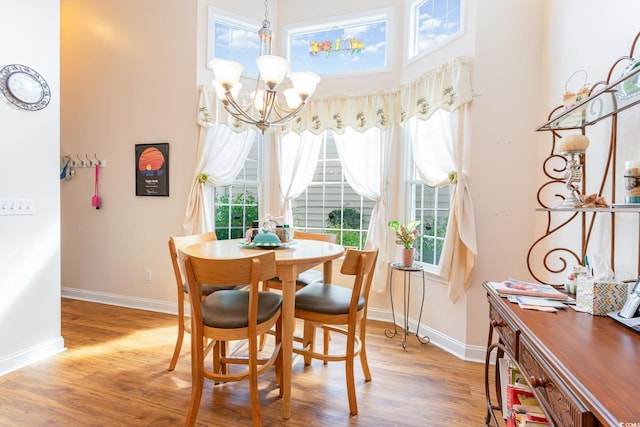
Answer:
[92, 164, 101, 209]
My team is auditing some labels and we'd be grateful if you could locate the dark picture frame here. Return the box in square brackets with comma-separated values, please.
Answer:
[135, 142, 169, 196]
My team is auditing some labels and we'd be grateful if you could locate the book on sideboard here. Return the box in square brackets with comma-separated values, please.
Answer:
[499, 357, 550, 427]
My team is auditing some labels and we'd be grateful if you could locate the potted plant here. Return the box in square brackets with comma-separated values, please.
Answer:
[388, 220, 422, 267]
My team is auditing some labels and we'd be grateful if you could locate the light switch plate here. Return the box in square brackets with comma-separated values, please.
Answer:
[0, 199, 35, 215]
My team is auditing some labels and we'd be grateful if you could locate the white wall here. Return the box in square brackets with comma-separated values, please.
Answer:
[462, 0, 544, 350]
[0, 0, 64, 375]
[60, 0, 198, 311]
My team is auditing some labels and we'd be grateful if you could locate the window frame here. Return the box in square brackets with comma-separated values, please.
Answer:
[212, 134, 263, 240]
[207, 6, 262, 77]
[408, 180, 450, 268]
[290, 130, 374, 249]
[283, 8, 392, 79]
[406, 0, 465, 63]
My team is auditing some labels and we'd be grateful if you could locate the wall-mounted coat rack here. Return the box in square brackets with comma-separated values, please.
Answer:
[61, 155, 106, 180]
[65, 154, 106, 168]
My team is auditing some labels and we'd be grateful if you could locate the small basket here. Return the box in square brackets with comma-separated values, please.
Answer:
[562, 70, 590, 109]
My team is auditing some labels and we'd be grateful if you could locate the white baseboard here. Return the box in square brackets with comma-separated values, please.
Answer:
[0, 337, 66, 377]
[367, 307, 486, 363]
[61, 287, 485, 364]
[62, 287, 179, 315]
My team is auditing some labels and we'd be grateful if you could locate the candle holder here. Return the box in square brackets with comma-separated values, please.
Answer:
[556, 134, 590, 209]
[624, 160, 640, 204]
[558, 150, 585, 208]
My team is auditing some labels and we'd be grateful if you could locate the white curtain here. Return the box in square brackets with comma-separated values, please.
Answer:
[407, 107, 477, 303]
[334, 126, 392, 292]
[276, 131, 322, 225]
[410, 110, 455, 187]
[183, 88, 257, 234]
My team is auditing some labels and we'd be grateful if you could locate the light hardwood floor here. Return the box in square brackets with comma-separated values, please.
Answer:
[0, 298, 489, 426]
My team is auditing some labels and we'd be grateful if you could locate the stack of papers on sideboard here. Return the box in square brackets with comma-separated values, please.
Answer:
[507, 295, 570, 312]
[488, 279, 569, 300]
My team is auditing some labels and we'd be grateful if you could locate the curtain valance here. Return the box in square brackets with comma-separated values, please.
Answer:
[197, 56, 472, 135]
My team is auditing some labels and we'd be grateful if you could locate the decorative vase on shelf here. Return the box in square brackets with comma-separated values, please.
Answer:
[402, 248, 415, 267]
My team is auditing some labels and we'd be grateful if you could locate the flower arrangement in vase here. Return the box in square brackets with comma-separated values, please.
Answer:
[388, 220, 422, 267]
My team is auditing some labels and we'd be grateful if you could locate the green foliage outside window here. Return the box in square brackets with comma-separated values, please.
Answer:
[325, 207, 366, 248]
[214, 192, 258, 240]
[417, 214, 449, 265]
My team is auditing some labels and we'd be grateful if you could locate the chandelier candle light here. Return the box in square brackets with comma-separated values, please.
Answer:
[210, 0, 321, 133]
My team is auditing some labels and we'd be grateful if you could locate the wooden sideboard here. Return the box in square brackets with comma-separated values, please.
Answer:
[483, 282, 640, 427]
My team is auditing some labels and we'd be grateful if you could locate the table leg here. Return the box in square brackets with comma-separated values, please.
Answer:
[322, 260, 333, 283]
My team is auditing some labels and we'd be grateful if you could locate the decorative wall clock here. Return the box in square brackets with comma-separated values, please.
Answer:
[0, 64, 51, 111]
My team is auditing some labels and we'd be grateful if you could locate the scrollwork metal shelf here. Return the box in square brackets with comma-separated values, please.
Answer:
[537, 60, 640, 132]
[527, 31, 640, 286]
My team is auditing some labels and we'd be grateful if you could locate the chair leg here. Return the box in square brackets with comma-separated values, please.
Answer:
[259, 331, 267, 352]
[345, 326, 358, 416]
[259, 281, 272, 352]
[168, 317, 185, 372]
[248, 335, 262, 427]
[168, 305, 187, 371]
[221, 341, 229, 375]
[185, 327, 205, 427]
[275, 314, 283, 392]
[213, 341, 222, 385]
[302, 320, 315, 365]
[359, 318, 372, 381]
[322, 325, 330, 365]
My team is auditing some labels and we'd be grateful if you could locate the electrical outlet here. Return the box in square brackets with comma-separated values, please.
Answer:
[144, 268, 152, 281]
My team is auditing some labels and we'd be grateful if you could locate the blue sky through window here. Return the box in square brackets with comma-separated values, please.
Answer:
[414, 0, 462, 56]
[211, 18, 261, 77]
[211, 11, 391, 78]
[287, 18, 387, 76]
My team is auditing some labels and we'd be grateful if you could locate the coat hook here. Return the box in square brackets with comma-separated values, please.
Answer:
[94, 154, 102, 167]
[75, 154, 84, 167]
[60, 155, 71, 180]
[85, 154, 93, 167]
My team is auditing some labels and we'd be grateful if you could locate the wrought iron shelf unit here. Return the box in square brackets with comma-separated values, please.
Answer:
[528, 32, 640, 285]
[537, 65, 640, 132]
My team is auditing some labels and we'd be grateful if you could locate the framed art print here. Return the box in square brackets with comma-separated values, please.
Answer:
[135, 143, 169, 196]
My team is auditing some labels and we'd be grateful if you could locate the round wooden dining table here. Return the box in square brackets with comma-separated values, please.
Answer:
[180, 237, 345, 419]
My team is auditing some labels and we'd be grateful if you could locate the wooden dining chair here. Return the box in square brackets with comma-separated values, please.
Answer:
[167, 232, 240, 371]
[262, 230, 338, 292]
[292, 245, 378, 416]
[259, 230, 338, 351]
[182, 250, 282, 427]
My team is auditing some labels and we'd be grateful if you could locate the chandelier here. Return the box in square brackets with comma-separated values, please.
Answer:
[209, 0, 321, 133]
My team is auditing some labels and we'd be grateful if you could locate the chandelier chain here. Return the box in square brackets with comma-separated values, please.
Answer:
[263, 0, 270, 29]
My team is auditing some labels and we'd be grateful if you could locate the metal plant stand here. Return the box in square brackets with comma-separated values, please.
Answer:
[385, 262, 431, 349]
